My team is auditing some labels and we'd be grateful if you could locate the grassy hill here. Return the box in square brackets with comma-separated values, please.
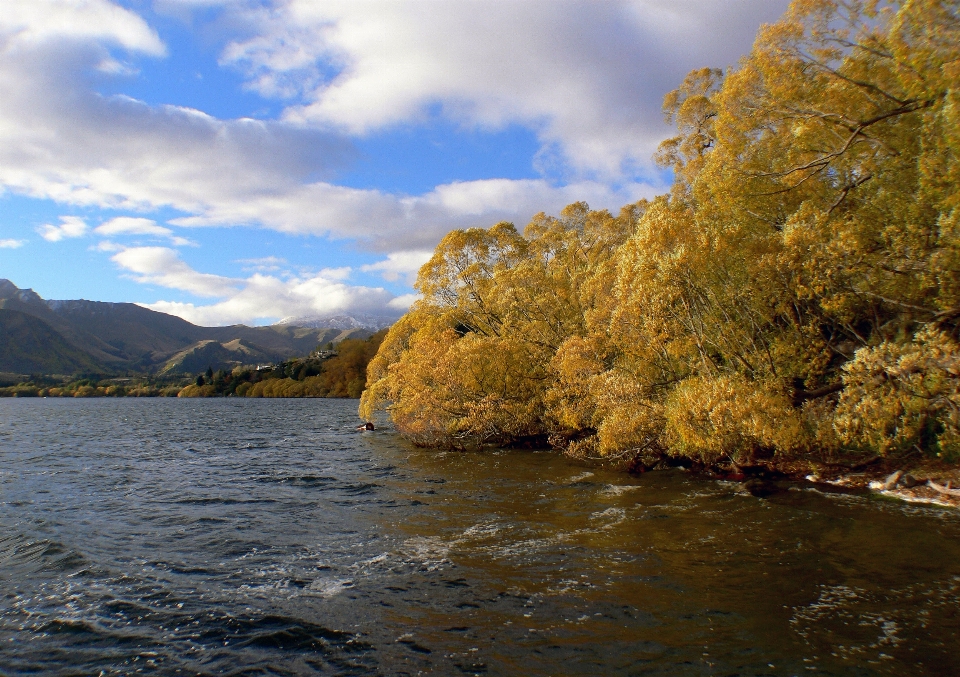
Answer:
[0, 309, 105, 374]
[160, 338, 279, 374]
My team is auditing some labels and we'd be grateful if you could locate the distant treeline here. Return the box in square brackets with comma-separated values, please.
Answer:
[361, 0, 960, 469]
[0, 379, 184, 398]
[0, 331, 387, 399]
[179, 330, 386, 398]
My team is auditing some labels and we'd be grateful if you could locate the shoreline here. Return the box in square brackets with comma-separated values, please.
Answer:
[814, 466, 960, 509]
[6, 390, 957, 507]
[668, 458, 960, 509]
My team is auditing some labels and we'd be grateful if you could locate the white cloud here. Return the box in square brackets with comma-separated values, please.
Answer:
[112, 245, 402, 325]
[361, 250, 433, 285]
[0, 238, 26, 248]
[317, 266, 352, 281]
[0, 0, 792, 322]
[0, 25, 358, 239]
[40, 213, 199, 248]
[37, 216, 88, 241]
[222, 0, 790, 176]
[111, 246, 239, 297]
[1, 0, 165, 55]
[237, 255, 287, 273]
[94, 216, 198, 246]
[163, 177, 658, 251]
[387, 293, 420, 311]
[94, 239, 123, 252]
[0, 0, 783, 255]
[95, 216, 172, 237]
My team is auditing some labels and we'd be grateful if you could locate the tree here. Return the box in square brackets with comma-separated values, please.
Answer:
[361, 0, 960, 465]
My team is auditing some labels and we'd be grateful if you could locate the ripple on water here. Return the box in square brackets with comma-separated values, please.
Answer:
[2, 398, 960, 676]
[0, 530, 89, 577]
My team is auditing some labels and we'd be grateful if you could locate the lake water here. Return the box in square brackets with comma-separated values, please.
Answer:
[1, 398, 958, 676]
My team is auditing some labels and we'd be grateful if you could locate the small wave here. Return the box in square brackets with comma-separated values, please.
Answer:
[566, 471, 595, 484]
[147, 561, 218, 576]
[399, 536, 452, 571]
[485, 536, 567, 560]
[227, 614, 364, 652]
[461, 522, 500, 540]
[353, 553, 389, 571]
[601, 484, 642, 496]
[339, 482, 382, 496]
[308, 578, 354, 598]
[590, 507, 626, 520]
[254, 474, 338, 487]
[173, 497, 278, 505]
[35, 618, 156, 647]
[0, 532, 88, 576]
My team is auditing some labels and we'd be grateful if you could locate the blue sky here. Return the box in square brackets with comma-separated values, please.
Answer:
[0, 0, 789, 326]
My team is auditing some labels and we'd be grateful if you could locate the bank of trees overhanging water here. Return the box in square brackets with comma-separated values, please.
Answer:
[360, 0, 960, 468]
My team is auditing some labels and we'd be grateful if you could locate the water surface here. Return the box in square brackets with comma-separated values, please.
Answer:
[1, 398, 958, 675]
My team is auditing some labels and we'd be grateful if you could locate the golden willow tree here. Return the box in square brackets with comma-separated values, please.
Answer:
[361, 0, 960, 465]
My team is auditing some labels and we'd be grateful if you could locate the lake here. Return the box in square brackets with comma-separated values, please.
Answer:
[1, 398, 958, 676]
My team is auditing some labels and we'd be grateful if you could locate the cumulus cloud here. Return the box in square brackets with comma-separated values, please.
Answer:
[163, 177, 657, 250]
[0, 238, 26, 248]
[111, 246, 239, 297]
[361, 250, 433, 285]
[37, 216, 88, 241]
[316, 266, 352, 281]
[0, 0, 783, 253]
[0, 6, 357, 236]
[387, 293, 420, 311]
[93, 240, 123, 252]
[0, 0, 792, 322]
[142, 276, 397, 326]
[95, 216, 171, 236]
[110, 244, 402, 325]
[221, 0, 790, 176]
[1, 0, 165, 55]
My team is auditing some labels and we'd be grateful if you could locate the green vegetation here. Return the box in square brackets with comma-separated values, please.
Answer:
[0, 309, 105, 374]
[0, 376, 188, 398]
[177, 330, 387, 398]
[361, 0, 960, 470]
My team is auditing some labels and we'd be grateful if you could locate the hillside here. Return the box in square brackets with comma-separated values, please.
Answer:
[0, 309, 105, 375]
[160, 338, 279, 375]
[0, 279, 384, 376]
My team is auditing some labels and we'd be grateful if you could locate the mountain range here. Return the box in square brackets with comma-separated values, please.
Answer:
[0, 279, 381, 377]
[276, 313, 397, 331]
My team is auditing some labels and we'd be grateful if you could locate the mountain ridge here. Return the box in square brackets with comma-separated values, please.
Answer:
[276, 313, 397, 331]
[0, 279, 383, 375]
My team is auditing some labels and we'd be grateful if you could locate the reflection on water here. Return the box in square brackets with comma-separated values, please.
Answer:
[1, 398, 958, 675]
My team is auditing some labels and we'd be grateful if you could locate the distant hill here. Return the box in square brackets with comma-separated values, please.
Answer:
[159, 338, 278, 375]
[0, 309, 105, 374]
[202, 324, 374, 357]
[0, 279, 386, 376]
[276, 313, 397, 331]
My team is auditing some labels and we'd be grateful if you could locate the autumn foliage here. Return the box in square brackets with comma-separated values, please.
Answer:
[176, 330, 388, 399]
[361, 0, 960, 466]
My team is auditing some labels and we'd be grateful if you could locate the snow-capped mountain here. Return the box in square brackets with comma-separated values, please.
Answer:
[275, 313, 396, 331]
